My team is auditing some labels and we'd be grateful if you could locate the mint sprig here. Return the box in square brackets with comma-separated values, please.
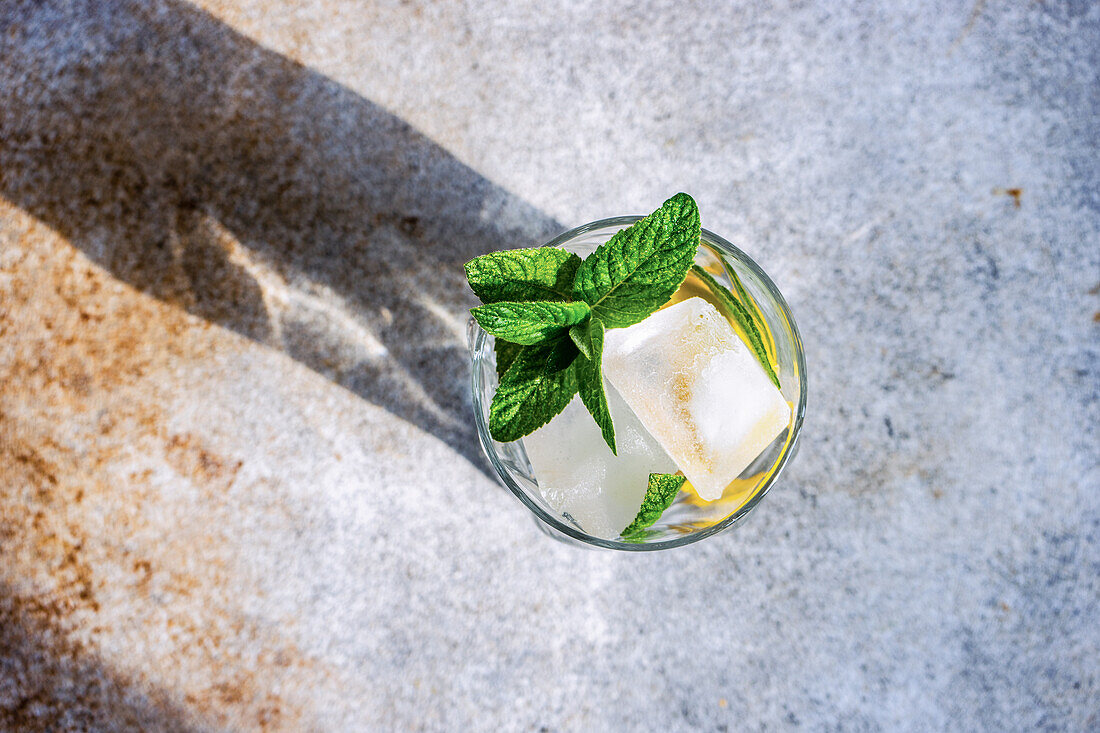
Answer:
[622, 473, 686, 537]
[466, 193, 700, 451]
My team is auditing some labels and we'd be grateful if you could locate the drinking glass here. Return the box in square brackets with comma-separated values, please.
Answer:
[467, 217, 807, 550]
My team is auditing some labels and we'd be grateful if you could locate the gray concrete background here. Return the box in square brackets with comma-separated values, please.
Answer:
[0, 0, 1097, 730]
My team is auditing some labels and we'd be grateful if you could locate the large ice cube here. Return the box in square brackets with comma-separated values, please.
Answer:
[602, 297, 791, 501]
[522, 382, 676, 539]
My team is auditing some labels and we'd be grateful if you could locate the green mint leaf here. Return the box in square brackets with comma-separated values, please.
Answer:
[721, 254, 779, 372]
[494, 338, 523, 380]
[465, 248, 582, 304]
[488, 337, 579, 442]
[573, 193, 700, 328]
[690, 264, 781, 389]
[622, 473, 686, 537]
[574, 318, 615, 453]
[472, 300, 590, 346]
[568, 322, 592, 359]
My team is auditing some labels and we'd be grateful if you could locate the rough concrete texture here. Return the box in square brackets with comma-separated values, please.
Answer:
[0, 0, 1097, 730]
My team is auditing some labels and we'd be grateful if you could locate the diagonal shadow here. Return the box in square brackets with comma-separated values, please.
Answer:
[0, 0, 563, 473]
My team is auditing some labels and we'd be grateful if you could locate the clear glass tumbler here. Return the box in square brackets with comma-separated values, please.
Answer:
[467, 217, 807, 550]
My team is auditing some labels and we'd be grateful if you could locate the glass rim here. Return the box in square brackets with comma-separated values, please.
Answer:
[471, 215, 808, 551]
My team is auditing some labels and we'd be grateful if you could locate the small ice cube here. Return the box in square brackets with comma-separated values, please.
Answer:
[602, 297, 791, 501]
[522, 382, 676, 539]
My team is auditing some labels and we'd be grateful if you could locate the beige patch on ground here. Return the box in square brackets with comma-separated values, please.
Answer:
[0, 200, 335, 731]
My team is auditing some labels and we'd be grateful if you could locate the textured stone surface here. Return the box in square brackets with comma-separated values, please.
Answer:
[0, 0, 1097, 730]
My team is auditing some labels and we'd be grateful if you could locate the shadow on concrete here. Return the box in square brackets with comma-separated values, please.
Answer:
[0, 583, 199, 732]
[0, 0, 562, 473]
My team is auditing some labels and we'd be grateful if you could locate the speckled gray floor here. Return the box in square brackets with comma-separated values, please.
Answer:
[0, 1, 1097, 730]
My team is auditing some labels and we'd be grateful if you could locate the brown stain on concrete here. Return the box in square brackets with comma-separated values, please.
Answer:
[0, 591, 194, 731]
[0, 203, 327, 729]
[165, 432, 244, 492]
[993, 187, 1023, 208]
[0, 418, 194, 730]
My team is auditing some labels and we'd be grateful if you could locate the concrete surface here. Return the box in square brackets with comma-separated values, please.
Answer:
[1, 0, 1097, 730]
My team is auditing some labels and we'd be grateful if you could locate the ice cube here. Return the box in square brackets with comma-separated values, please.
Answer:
[602, 297, 791, 501]
[522, 381, 677, 539]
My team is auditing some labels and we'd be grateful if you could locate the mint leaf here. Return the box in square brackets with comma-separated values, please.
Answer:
[488, 337, 579, 442]
[574, 318, 615, 453]
[568, 322, 592, 359]
[723, 256, 765, 335]
[721, 253, 779, 375]
[622, 473, 686, 537]
[690, 265, 781, 389]
[494, 339, 523, 380]
[573, 193, 700, 328]
[472, 300, 590, 345]
[465, 248, 582, 304]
